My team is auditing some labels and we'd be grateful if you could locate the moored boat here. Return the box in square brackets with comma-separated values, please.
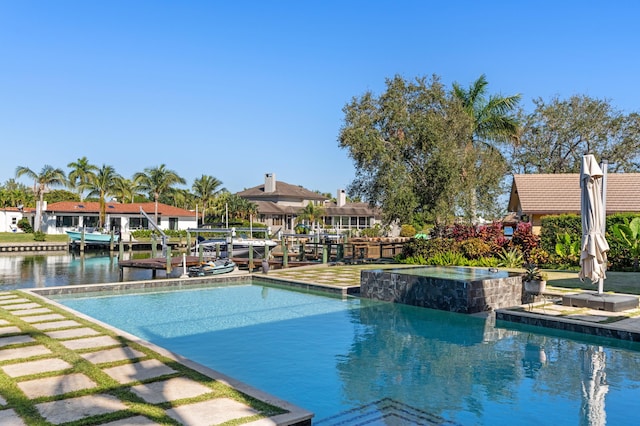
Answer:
[66, 230, 119, 244]
[188, 258, 236, 277]
[194, 237, 277, 258]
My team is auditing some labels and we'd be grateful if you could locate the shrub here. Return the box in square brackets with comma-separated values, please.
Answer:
[400, 238, 455, 261]
[427, 251, 468, 266]
[33, 231, 46, 242]
[509, 222, 540, 261]
[540, 214, 580, 254]
[17, 218, 33, 234]
[399, 224, 417, 238]
[457, 238, 492, 260]
[497, 248, 524, 268]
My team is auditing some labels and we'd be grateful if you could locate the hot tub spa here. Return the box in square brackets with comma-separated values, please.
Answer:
[360, 266, 523, 314]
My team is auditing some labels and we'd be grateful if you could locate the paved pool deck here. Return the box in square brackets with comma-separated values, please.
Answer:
[0, 285, 312, 426]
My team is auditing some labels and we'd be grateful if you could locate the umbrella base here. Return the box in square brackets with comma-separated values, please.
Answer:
[562, 292, 639, 312]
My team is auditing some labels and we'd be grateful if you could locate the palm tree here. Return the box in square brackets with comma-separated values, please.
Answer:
[452, 74, 521, 221]
[111, 177, 140, 203]
[67, 157, 98, 201]
[133, 164, 186, 224]
[192, 175, 225, 223]
[85, 165, 121, 228]
[296, 202, 325, 234]
[15, 165, 66, 231]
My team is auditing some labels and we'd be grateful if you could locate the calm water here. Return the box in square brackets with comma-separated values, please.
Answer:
[387, 265, 511, 280]
[0, 253, 185, 290]
[53, 281, 640, 425]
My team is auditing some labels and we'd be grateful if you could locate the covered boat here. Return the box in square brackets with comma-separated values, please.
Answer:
[188, 258, 236, 277]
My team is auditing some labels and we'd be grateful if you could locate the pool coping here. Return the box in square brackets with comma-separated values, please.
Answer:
[24, 275, 315, 426]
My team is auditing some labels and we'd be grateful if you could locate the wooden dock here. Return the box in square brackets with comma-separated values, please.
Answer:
[118, 255, 202, 280]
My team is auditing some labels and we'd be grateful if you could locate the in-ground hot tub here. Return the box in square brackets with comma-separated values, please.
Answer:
[360, 266, 523, 314]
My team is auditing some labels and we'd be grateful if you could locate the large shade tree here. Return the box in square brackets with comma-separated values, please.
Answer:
[133, 164, 186, 224]
[339, 74, 476, 225]
[85, 164, 121, 227]
[510, 95, 640, 173]
[15, 165, 66, 231]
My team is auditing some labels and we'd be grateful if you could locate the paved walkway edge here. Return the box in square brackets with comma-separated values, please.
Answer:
[25, 289, 314, 426]
[495, 309, 640, 342]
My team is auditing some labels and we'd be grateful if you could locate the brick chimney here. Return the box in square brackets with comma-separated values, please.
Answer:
[265, 173, 276, 193]
[337, 189, 346, 207]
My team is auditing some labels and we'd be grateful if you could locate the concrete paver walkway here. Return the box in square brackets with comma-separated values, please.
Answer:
[0, 291, 312, 425]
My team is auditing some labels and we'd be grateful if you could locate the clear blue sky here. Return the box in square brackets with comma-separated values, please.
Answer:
[2, 0, 639, 196]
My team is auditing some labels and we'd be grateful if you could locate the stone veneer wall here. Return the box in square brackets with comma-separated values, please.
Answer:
[360, 269, 523, 314]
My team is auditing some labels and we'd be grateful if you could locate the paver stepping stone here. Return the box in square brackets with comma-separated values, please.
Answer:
[0, 408, 27, 426]
[0, 335, 35, 347]
[0, 395, 6, 405]
[31, 320, 81, 330]
[36, 393, 128, 424]
[130, 377, 213, 404]
[2, 303, 41, 310]
[0, 326, 22, 335]
[80, 346, 146, 364]
[166, 398, 258, 426]
[101, 416, 161, 426]
[0, 319, 10, 325]
[2, 358, 72, 378]
[45, 327, 101, 339]
[103, 359, 176, 384]
[20, 313, 66, 323]
[0, 294, 18, 300]
[60, 335, 120, 350]
[0, 298, 30, 305]
[11, 307, 52, 316]
[18, 373, 97, 398]
[0, 345, 51, 361]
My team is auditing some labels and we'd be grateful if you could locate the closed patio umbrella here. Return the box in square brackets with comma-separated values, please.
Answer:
[578, 154, 610, 294]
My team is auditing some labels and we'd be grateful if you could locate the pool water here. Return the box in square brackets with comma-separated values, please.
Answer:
[53, 281, 640, 425]
[388, 266, 511, 280]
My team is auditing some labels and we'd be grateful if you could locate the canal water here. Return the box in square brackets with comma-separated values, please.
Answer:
[0, 252, 184, 290]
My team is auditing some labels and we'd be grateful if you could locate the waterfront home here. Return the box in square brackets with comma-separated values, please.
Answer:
[36, 201, 197, 236]
[237, 173, 381, 234]
[507, 173, 640, 234]
[0, 206, 33, 233]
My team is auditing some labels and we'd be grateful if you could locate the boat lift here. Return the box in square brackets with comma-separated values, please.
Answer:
[139, 207, 169, 257]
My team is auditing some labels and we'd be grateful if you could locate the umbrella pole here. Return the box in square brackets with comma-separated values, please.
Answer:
[599, 159, 608, 295]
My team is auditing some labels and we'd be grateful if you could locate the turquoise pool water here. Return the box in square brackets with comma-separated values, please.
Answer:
[388, 266, 511, 280]
[53, 281, 640, 425]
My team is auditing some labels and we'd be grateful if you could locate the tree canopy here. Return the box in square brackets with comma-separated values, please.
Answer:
[510, 95, 640, 173]
[339, 74, 511, 226]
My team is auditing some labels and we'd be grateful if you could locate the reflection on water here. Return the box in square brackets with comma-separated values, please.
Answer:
[55, 284, 640, 425]
[0, 252, 185, 290]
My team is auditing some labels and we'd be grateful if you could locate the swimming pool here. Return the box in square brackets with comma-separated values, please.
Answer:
[51, 280, 640, 425]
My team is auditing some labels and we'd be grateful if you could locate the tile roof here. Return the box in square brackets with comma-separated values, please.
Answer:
[45, 202, 196, 217]
[509, 173, 640, 214]
[237, 181, 327, 201]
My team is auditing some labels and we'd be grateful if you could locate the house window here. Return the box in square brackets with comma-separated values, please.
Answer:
[272, 216, 283, 226]
[84, 216, 99, 228]
[11, 217, 17, 225]
[359, 217, 368, 227]
[56, 215, 80, 227]
[350, 217, 358, 226]
[169, 218, 178, 230]
[130, 217, 149, 229]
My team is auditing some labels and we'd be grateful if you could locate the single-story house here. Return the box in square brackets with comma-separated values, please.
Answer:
[0, 207, 33, 233]
[507, 173, 640, 234]
[237, 173, 382, 234]
[39, 201, 197, 236]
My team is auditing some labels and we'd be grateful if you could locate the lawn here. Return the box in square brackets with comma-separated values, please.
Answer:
[0, 232, 69, 243]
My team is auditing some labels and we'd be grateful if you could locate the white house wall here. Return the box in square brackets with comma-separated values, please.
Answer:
[0, 211, 24, 233]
